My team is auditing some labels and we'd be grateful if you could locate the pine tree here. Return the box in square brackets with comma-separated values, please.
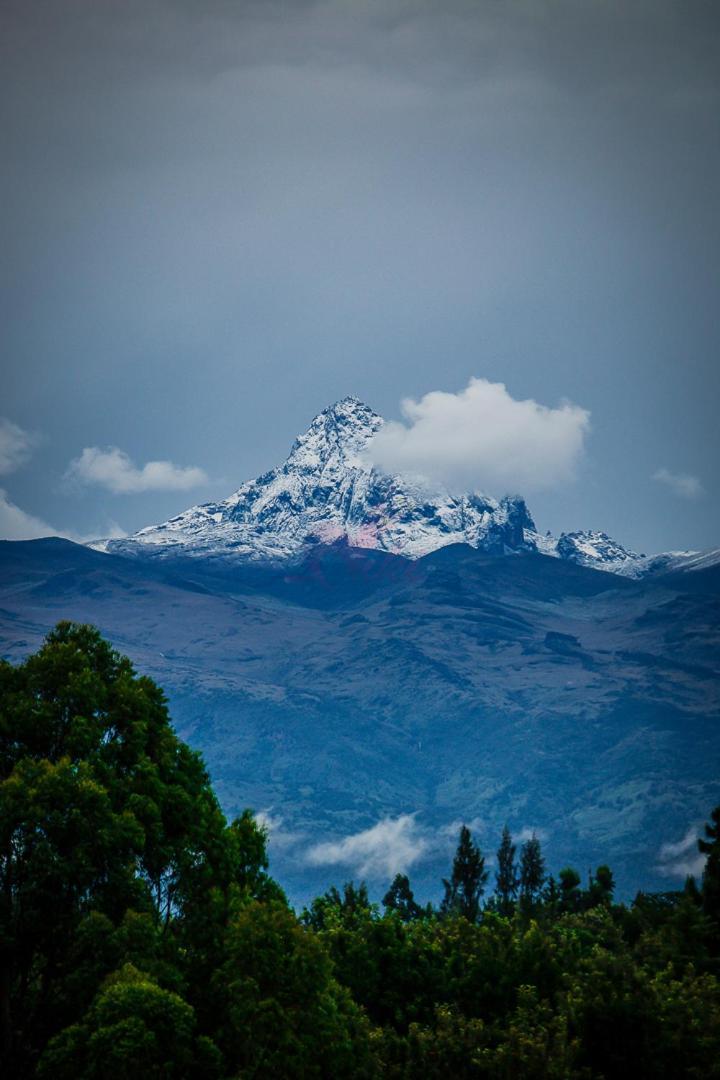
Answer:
[383, 874, 423, 921]
[441, 825, 488, 923]
[519, 833, 546, 914]
[699, 805, 720, 922]
[495, 825, 519, 916]
[587, 865, 615, 908]
[558, 867, 582, 913]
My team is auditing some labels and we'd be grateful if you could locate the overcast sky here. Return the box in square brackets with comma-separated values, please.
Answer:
[1, 0, 718, 553]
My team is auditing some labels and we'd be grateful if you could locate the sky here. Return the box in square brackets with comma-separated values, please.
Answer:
[1, 0, 719, 553]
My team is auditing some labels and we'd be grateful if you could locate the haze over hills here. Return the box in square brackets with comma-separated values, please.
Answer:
[0, 404, 718, 904]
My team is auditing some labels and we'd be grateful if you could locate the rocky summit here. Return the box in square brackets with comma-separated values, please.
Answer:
[104, 397, 536, 563]
[102, 397, 716, 577]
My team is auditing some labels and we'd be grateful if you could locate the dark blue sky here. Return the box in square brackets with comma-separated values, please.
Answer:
[1, 1, 718, 553]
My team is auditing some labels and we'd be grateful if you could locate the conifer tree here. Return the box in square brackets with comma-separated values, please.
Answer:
[441, 825, 488, 922]
[699, 805, 720, 923]
[519, 832, 546, 914]
[587, 865, 615, 908]
[558, 867, 582, 913]
[383, 874, 423, 921]
[495, 825, 519, 916]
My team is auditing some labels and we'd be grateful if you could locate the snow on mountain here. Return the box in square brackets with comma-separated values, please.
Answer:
[105, 398, 536, 563]
[529, 529, 646, 576]
[102, 397, 713, 576]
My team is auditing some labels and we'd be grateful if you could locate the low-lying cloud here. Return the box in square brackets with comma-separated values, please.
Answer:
[367, 378, 590, 494]
[0, 488, 126, 543]
[0, 418, 37, 475]
[305, 814, 428, 879]
[512, 826, 549, 844]
[66, 446, 209, 495]
[254, 811, 305, 853]
[657, 826, 705, 879]
[653, 467, 704, 500]
[0, 488, 58, 541]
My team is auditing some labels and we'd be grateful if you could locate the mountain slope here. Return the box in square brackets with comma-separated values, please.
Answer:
[1, 537, 718, 904]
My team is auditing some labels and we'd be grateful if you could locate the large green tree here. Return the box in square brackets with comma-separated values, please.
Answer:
[0, 623, 268, 1075]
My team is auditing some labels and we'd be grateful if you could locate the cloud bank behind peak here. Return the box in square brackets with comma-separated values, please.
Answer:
[366, 378, 590, 494]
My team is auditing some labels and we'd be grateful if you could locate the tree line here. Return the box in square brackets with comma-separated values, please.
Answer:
[376, 822, 615, 928]
[1, 623, 719, 1077]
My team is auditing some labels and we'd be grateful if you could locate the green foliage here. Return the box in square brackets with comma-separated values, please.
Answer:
[37, 964, 221, 1080]
[441, 825, 489, 923]
[519, 832, 546, 915]
[494, 825, 518, 917]
[700, 805, 720, 926]
[0, 623, 277, 1076]
[2, 624, 720, 1078]
[383, 874, 424, 922]
[210, 899, 376, 1077]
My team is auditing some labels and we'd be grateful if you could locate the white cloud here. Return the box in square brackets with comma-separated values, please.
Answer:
[254, 811, 304, 852]
[0, 488, 58, 540]
[65, 446, 209, 494]
[0, 418, 37, 475]
[513, 826, 549, 844]
[305, 814, 428, 878]
[440, 817, 485, 839]
[0, 488, 127, 544]
[366, 378, 590, 494]
[653, 467, 704, 500]
[657, 826, 706, 879]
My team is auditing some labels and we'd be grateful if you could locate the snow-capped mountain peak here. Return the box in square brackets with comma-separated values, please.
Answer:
[106, 398, 536, 563]
[102, 397, 715, 578]
[285, 396, 383, 467]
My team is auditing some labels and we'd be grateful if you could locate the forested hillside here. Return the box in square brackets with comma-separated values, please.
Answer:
[2, 624, 719, 1077]
[3, 537, 719, 904]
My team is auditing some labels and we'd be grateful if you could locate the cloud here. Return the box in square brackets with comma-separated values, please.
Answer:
[0, 488, 58, 540]
[0, 418, 37, 475]
[305, 814, 428, 879]
[656, 826, 706, 879]
[65, 446, 209, 495]
[653, 467, 704, 500]
[254, 811, 304, 853]
[440, 817, 486, 839]
[513, 826, 549, 844]
[0, 488, 126, 544]
[367, 378, 590, 494]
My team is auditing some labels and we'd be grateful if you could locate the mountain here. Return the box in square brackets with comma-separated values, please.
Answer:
[1, 535, 718, 906]
[102, 397, 716, 579]
[2, 399, 718, 904]
[104, 397, 536, 563]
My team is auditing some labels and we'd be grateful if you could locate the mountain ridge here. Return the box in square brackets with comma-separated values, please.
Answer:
[102, 397, 716, 579]
[1, 534, 718, 903]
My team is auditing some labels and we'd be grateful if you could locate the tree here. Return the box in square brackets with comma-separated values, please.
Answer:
[0, 623, 271, 1077]
[587, 865, 615, 909]
[383, 874, 423, 921]
[558, 867, 582, 914]
[302, 881, 374, 931]
[699, 805, 720, 923]
[37, 964, 220, 1080]
[519, 833, 545, 914]
[494, 826, 519, 916]
[211, 900, 376, 1078]
[441, 826, 488, 923]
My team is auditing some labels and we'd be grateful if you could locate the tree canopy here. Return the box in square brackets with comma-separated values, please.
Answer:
[2, 623, 719, 1078]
